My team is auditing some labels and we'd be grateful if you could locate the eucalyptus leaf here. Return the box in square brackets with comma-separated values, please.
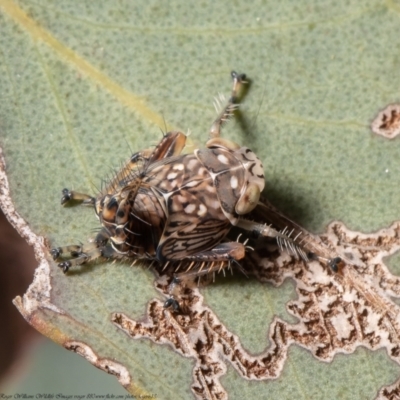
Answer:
[2, 1, 400, 399]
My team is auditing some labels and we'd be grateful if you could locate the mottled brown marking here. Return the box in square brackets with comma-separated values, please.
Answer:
[371, 104, 400, 139]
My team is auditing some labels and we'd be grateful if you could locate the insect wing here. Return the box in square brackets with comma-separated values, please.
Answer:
[156, 187, 231, 261]
[147, 154, 231, 261]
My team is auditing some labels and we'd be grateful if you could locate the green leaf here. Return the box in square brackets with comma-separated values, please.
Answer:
[2, 0, 400, 398]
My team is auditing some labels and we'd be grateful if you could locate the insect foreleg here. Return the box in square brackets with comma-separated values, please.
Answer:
[51, 227, 112, 273]
[51, 242, 102, 273]
[60, 188, 95, 206]
[50, 244, 83, 260]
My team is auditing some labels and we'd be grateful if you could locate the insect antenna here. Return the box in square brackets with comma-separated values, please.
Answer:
[122, 134, 135, 156]
[89, 180, 102, 197]
[161, 113, 168, 137]
[89, 227, 103, 234]
[247, 75, 267, 133]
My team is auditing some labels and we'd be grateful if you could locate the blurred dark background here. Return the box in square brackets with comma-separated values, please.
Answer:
[0, 208, 39, 388]
[0, 209, 127, 394]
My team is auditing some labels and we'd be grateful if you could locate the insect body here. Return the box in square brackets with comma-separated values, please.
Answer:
[51, 72, 341, 289]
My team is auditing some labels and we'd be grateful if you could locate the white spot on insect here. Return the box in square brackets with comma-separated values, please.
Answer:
[184, 204, 196, 214]
[211, 200, 220, 209]
[198, 204, 207, 216]
[230, 176, 238, 189]
[177, 195, 187, 203]
[167, 172, 178, 180]
[206, 184, 215, 193]
[173, 163, 184, 171]
[198, 167, 208, 176]
[217, 154, 229, 164]
[187, 158, 199, 170]
[171, 201, 181, 212]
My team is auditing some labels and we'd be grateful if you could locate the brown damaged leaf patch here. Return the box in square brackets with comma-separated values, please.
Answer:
[65, 340, 131, 387]
[371, 104, 400, 139]
[113, 221, 400, 400]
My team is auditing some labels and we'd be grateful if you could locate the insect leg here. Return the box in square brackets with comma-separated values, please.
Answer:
[250, 200, 344, 271]
[60, 188, 95, 206]
[236, 218, 312, 262]
[209, 71, 246, 138]
[181, 241, 246, 265]
[163, 242, 247, 312]
[50, 244, 83, 260]
[51, 227, 112, 273]
[51, 241, 100, 273]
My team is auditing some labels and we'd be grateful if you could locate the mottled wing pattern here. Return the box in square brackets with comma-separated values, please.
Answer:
[195, 147, 245, 224]
[145, 154, 231, 261]
[156, 188, 231, 261]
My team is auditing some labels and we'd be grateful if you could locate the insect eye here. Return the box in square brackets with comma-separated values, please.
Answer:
[106, 197, 118, 210]
[235, 183, 261, 215]
[130, 153, 141, 162]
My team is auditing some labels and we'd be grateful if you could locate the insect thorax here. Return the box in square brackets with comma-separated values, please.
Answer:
[93, 140, 264, 262]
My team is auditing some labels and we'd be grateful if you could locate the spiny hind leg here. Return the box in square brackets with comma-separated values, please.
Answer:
[236, 218, 312, 261]
[236, 218, 343, 271]
[163, 241, 248, 311]
[164, 258, 242, 312]
[209, 71, 247, 138]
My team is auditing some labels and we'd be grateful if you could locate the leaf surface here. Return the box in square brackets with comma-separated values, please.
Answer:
[2, 0, 400, 398]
